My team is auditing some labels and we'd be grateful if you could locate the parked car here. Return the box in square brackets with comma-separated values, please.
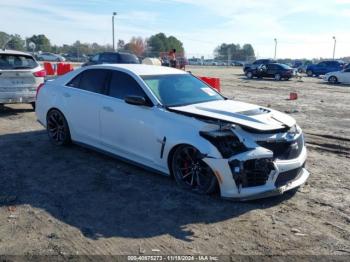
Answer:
[306, 60, 345, 77]
[245, 63, 294, 80]
[243, 59, 276, 73]
[323, 68, 350, 84]
[36, 52, 66, 62]
[82, 52, 140, 67]
[0, 50, 45, 109]
[35, 64, 308, 200]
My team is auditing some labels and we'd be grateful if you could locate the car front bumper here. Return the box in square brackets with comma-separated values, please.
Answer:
[203, 145, 309, 200]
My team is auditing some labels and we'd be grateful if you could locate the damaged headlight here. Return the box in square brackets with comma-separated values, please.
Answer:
[200, 130, 247, 158]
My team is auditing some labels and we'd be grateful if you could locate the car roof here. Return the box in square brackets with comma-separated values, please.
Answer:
[0, 49, 33, 56]
[89, 64, 188, 76]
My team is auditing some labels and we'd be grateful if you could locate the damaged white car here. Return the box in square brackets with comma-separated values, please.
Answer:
[36, 64, 309, 200]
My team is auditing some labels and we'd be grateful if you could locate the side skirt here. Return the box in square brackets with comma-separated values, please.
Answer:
[73, 140, 170, 177]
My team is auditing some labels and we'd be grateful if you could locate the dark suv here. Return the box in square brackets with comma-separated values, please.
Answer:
[245, 63, 294, 80]
[243, 59, 276, 73]
[306, 60, 344, 77]
[82, 52, 140, 67]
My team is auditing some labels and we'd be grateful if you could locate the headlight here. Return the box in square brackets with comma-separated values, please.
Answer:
[287, 124, 301, 139]
[200, 130, 247, 158]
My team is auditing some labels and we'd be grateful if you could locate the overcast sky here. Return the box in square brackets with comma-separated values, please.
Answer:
[1, 0, 349, 59]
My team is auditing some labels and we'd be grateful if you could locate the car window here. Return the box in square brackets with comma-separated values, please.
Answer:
[76, 69, 109, 94]
[318, 62, 326, 67]
[0, 54, 38, 70]
[91, 54, 99, 62]
[108, 71, 146, 100]
[100, 53, 119, 63]
[118, 53, 140, 64]
[142, 74, 224, 107]
[267, 64, 277, 70]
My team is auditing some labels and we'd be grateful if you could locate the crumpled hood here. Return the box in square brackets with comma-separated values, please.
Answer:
[169, 100, 296, 132]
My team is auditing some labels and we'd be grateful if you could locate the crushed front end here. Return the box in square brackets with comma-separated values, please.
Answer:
[201, 124, 309, 200]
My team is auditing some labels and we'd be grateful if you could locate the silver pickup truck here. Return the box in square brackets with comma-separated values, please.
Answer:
[0, 49, 45, 109]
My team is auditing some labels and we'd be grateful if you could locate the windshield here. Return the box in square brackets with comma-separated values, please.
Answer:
[141, 74, 224, 107]
[0, 54, 38, 70]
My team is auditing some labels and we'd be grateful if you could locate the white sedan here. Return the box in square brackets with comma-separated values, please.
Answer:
[324, 68, 350, 84]
[36, 64, 309, 200]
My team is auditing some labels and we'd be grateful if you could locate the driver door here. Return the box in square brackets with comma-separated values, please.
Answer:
[99, 70, 159, 165]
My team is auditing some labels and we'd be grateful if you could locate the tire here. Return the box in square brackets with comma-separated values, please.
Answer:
[306, 70, 313, 77]
[328, 76, 338, 84]
[274, 74, 281, 81]
[171, 145, 218, 195]
[298, 68, 303, 73]
[246, 71, 253, 79]
[46, 109, 71, 146]
[30, 102, 35, 110]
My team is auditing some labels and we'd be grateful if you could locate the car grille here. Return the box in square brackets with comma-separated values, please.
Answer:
[274, 163, 305, 187]
[257, 135, 304, 160]
[229, 158, 274, 188]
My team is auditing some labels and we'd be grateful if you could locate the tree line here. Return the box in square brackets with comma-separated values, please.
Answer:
[0, 30, 256, 61]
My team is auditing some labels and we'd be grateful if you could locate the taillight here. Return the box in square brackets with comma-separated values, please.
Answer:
[36, 83, 45, 99]
[33, 69, 47, 77]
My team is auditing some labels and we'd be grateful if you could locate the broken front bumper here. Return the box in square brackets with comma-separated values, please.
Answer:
[203, 145, 309, 200]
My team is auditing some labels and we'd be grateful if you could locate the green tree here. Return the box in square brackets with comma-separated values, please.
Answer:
[147, 33, 184, 56]
[0, 32, 25, 51]
[214, 43, 255, 61]
[26, 34, 51, 52]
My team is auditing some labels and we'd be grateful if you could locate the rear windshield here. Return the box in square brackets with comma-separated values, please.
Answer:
[119, 53, 140, 64]
[0, 54, 38, 70]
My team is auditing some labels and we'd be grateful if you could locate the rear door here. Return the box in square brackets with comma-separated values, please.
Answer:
[266, 64, 277, 77]
[99, 70, 158, 165]
[64, 69, 109, 145]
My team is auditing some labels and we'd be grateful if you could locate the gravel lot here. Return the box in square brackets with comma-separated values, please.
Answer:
[0, 66, 349, 256]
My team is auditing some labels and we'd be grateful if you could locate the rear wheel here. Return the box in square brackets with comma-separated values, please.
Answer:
[274, 73, 281, 81]
[46, 109, 71, 146]
[246, 71, 253, 79]
[171, 145, 218, 194]
[30, 102, 35, 110]
[328, 76, 338, 84]
[306, 70, 313, 77]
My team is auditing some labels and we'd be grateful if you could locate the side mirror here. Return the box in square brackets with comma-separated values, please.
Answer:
[124, 95, 148, 106]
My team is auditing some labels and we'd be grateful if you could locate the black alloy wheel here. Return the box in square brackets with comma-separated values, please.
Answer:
[172, 145, 218, 194]
[46, 109, 71, 146]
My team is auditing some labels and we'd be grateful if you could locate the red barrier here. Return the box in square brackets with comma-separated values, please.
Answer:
[199, 77, 221, 92]
[289, 92, 298, 100]
[57, 63, 74, 76]
[43, 62, 55, 75]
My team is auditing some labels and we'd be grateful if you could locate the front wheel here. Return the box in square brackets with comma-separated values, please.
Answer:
[46, 109, 71, 146]
[328, 76, 338, 84]
[171, 145, 218, 194]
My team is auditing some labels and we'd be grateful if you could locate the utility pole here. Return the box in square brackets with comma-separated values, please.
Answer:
[274, 38, 277, 59]
[112, 12, 117, 51]
[332, 36, 336, 60]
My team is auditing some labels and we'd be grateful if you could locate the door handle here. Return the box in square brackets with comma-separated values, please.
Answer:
[63, 93, 71, 98]
[102, 106, 114, 112]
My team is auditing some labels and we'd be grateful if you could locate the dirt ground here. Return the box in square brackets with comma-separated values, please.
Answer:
[0, 66, 349, 257]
